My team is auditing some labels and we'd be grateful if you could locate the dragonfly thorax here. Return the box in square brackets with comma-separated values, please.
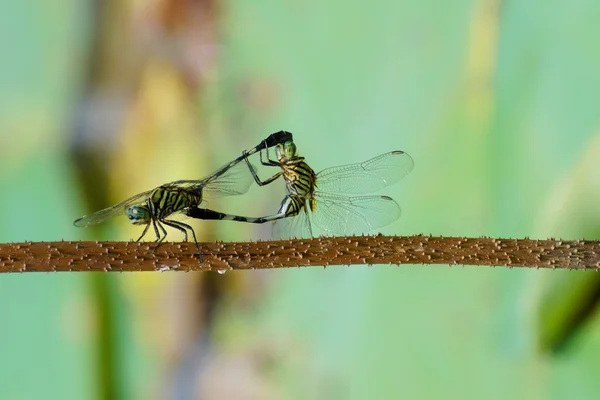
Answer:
[126, 206, 151, 225]
[149, 186, 202, 219]
[281, 159, 317, 198]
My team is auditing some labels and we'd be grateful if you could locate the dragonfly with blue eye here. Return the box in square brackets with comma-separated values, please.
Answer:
[186, 138, 414, 238]
[73, 131, 293, 258]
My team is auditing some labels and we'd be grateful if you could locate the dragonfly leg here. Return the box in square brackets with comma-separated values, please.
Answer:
[136, 222, 151, 242]
[253, 170, 282, 186]
[243, 149, 283, 186]
[160, 219, 189, 242]
[150, 219, 159, 242]
[162, 219, 204, 261]
[185, 223, 202, 258]
[150, 220, 168, 255]
[258, 144, 281, 167]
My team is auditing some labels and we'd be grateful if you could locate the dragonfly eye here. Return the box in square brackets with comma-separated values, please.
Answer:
[126, 206, 150, 224]
[276, 141, 297, 160]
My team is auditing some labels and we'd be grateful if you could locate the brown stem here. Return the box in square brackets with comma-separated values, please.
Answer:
[1, 235, 599, 273]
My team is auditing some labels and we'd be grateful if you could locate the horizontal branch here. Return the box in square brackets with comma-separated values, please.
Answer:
[0, 235, 599, 273]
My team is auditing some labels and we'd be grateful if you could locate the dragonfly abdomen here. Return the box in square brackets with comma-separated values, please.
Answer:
[277, 195, 307, 217]
[185, 207, 272, 224]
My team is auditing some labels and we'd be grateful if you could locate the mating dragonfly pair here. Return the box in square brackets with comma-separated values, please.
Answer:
[74, 131, 414, 257]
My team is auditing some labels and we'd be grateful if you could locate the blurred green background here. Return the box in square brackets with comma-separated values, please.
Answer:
[2, 0, 600, 399]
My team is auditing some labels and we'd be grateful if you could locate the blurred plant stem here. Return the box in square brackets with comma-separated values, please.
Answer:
[69, 0, 223, 397]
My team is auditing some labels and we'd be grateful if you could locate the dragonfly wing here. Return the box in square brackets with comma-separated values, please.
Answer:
[73, 190, 151, 227]
[316, 151, 414, 194]
[272, 206, 312, 239]
[175, 158, 255, 199]
[203, 159, 255, 198]
[310, 193, 401, 235]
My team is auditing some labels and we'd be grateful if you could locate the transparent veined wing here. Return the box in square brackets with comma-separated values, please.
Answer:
[315, 151, 414, 194]
[173, 158, 256, 199]
[310, 193, 401, 235]
[174, 132, 291, 199]
[272, 203, 313, 239]
[73, 190, 152, 227]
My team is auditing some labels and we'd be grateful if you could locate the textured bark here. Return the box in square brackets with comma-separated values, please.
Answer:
[1, 235, 599, 273]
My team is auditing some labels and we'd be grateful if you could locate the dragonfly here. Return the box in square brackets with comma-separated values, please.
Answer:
[186, 139, 414, 238]
[73, 131, 293, 257]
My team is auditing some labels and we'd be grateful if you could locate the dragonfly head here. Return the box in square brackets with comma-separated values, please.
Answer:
[126, 206, 151, 225]
[276, 141, 297, 161]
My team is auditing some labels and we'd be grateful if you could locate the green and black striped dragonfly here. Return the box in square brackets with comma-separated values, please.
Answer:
[187, 138, 414, 238]
[73, 131, 293, 257]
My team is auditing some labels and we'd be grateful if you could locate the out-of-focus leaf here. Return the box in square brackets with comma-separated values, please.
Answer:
[533, 131, 600, 353]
